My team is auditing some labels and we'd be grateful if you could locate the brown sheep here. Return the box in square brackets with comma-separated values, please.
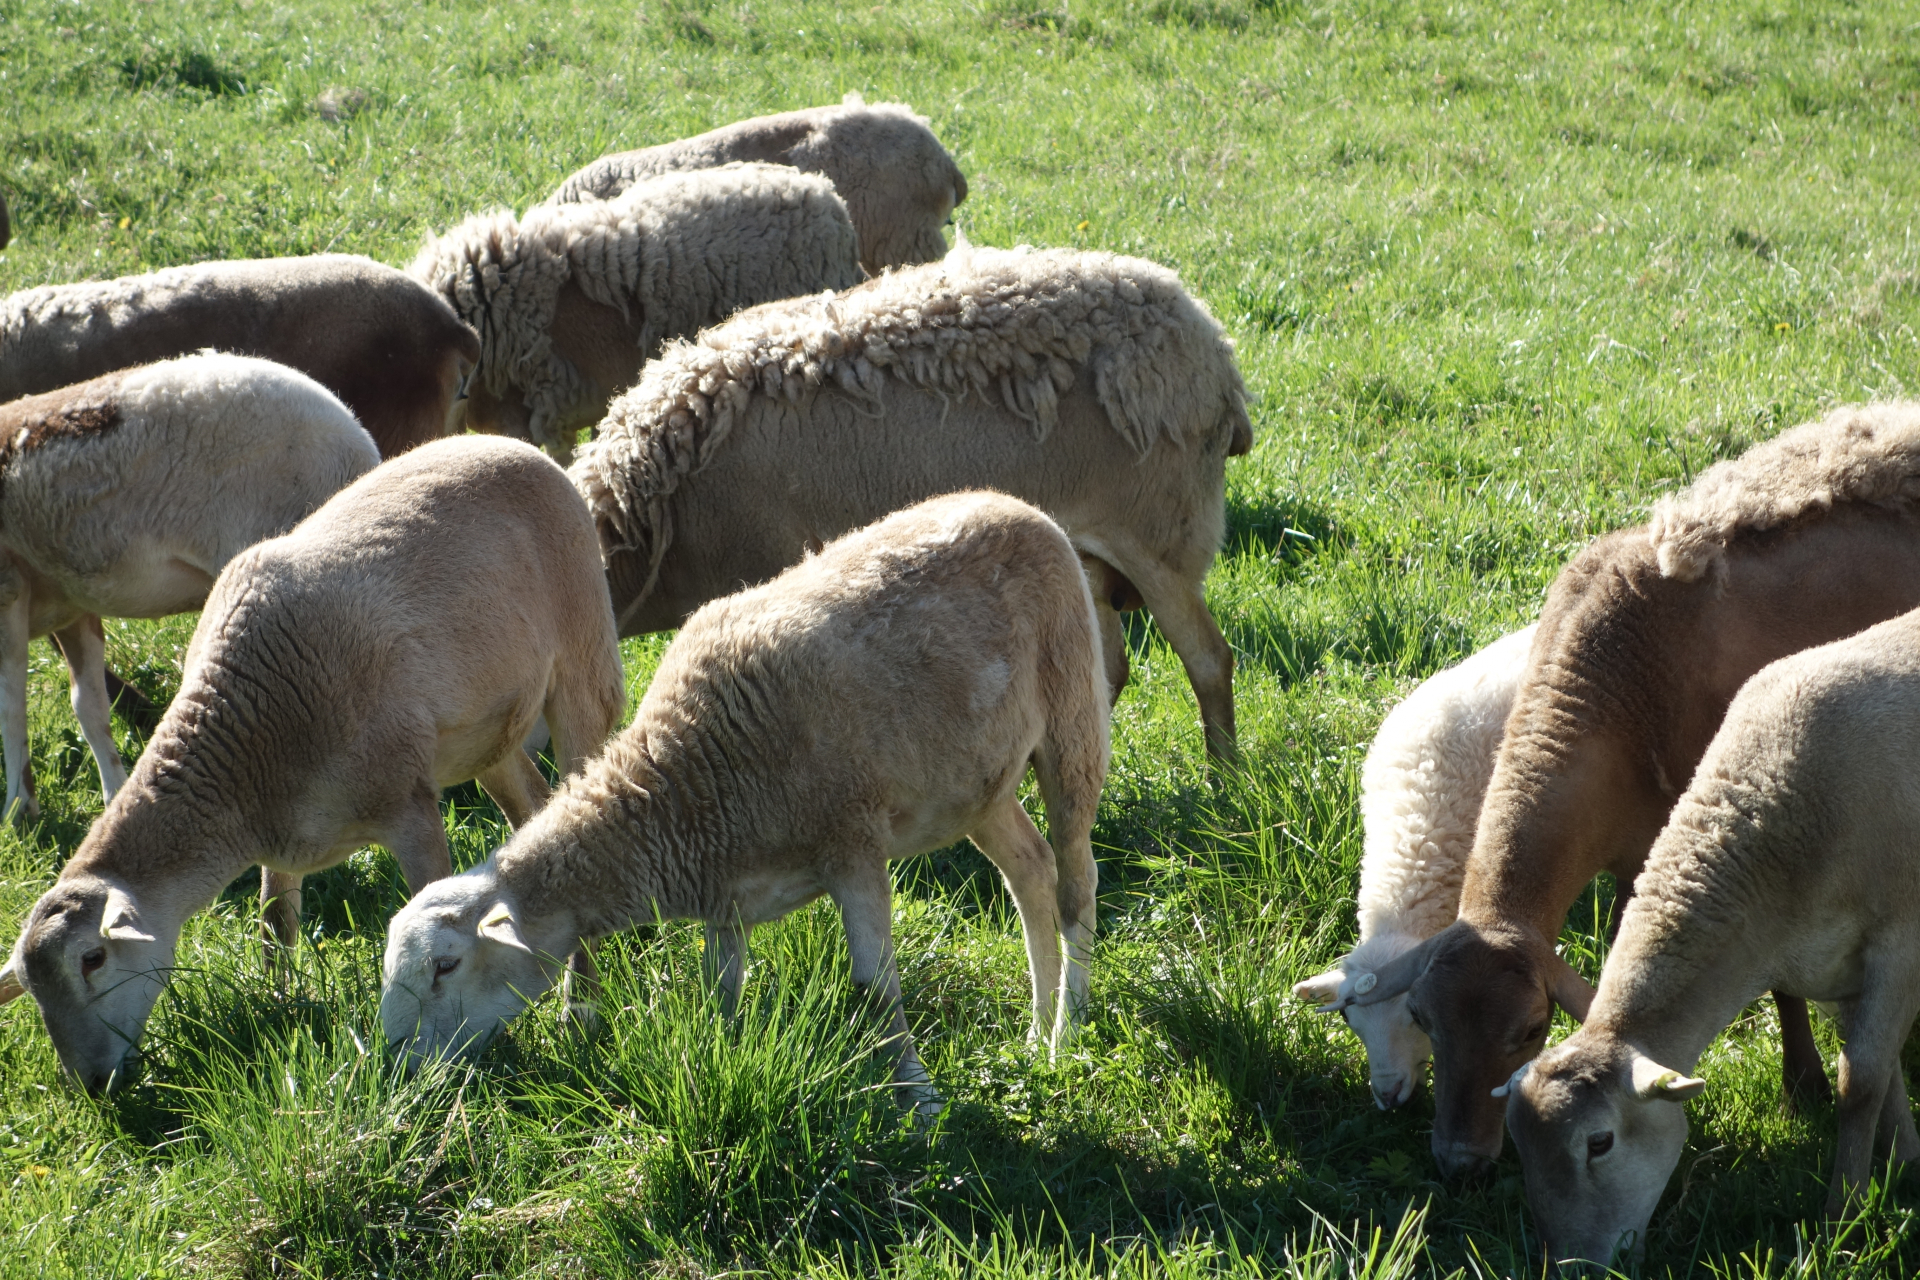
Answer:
[1343, 400, 1920, 1178]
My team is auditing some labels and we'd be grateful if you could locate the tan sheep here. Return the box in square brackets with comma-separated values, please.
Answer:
[1345, 400, 1920, 1178]
[0, 353, 381, 823]
[0, 435, 625, 1093]
[1506, 604, 1920, 1264]
[0, 254, 479, 458]
[544, 95, 966, 273]
[571, 243, 1254, 761]
[380, 492, 1110, 1119]
[410, 163, 861, 459]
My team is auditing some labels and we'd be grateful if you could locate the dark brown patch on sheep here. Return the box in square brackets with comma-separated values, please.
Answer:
[12, 400, 122, 451]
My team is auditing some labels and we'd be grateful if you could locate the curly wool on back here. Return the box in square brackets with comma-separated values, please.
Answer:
[1647, 399, 1920, 580]
[410, 162, 861, 450]
[570, 243, 1252, 585]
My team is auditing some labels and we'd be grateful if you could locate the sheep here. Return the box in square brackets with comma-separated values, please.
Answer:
[570, 243, 1254, 762]
[543, 95, 966, 273]
[1503, 604, 1920, 1266]
[0, 254, 479, 459]
[380, 491, 1110, 1118]
[410, 163, 861, 460]
[1336, 400, 1920, 1178]
[1292, 624, 1537, 1111]
[0, 435, 625, 1093]
[0, 353, 381, 824]
[0, 191, 10, 251]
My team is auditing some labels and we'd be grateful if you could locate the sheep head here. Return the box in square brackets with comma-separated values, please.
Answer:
[1503, 1036, 1702, 1268]
[380, 868, 565, 1066]
[1294, 937, 1435, 1110]
[5, 875, 177, 1093]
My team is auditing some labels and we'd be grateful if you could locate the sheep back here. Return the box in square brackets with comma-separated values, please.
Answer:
[0, 255, 478, 457]
[571, 244, 1252, 606]
[544, 97, 966, 271]
[1647, 400, 1920, 581]
[410, 163, 861, 450]
[0, 353, 378, 598]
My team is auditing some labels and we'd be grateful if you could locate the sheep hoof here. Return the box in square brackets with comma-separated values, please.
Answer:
[5, 794, 38, 829]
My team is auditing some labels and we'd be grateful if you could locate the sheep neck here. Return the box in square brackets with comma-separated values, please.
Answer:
[495, 717, 747, 944]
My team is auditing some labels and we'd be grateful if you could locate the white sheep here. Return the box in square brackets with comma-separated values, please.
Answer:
[544, 95, 965, 273]
[0, 254, 479, 458]
[380, 491, 1111, 1118]
[0, 353, 381, 822]
[0, 435, 625, 1092]
[571, 243, 1253, 762]
[1292, 624, 1536, 1110]
[411, 163, 861, 458]
[1504, 603, 1920, 1265]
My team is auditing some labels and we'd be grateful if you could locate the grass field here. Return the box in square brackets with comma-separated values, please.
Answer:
[6, 0, 1920, 1274]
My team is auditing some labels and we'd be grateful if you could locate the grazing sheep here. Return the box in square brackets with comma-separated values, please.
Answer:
[1505, 605, 1920, 1265]
[0, 436, 624, 1092]
[380, 491, 1110, 1117]
[544, 95, 966, 273]
[1293, 625, 1536, 1110]
[1339, 401, 1920, 1178]
[0, 254, 480, 458]
[0, 353, 380, 823]
[571, 243, 1253, 761]
[410, 163, 861, 460]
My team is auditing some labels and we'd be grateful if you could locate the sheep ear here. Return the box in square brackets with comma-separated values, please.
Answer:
[100, 887, 154, 943]
[1491, 1062, 1531, 1099]
[1348, 931, 1445, 1009]
[0, 959, 22, 1004]
[1547, 952, 1596, 1022]
[1630, 1053, 1706, 1102]
[1292, 970, 1346, 1010]
[477, 903, 531, 954]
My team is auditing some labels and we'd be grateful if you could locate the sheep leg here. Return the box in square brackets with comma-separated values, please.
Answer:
[559, 938, 604, 1034]
[0, 593, 36, 824]
[832, 867, 940, 1120]
[259, 868, 303, 971]
[703, 919, 751, 1018]
[1123, 564, 1237, 764]
[1828, 983, 1920, 1218]
[1777, 993, 1833, 1110]
[476, 747, 551, 831]
[968, 796, 1064, 1043]
[1094, 601, 1129, 706]
[386, 785, 454, 895]
[1875, 1062, 1920, 1163]
[1033, 738, 1101, 1045]
[53, 617, 128, 802]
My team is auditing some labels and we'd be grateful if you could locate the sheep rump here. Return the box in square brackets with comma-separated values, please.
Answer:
[1647, 400, 1920, 581]
[410, 163, 861, 453]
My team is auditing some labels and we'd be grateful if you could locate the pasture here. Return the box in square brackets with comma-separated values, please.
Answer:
[5, 0, 1920, 1273]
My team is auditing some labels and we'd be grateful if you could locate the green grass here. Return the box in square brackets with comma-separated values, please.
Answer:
[6, 0, 1920, 1273]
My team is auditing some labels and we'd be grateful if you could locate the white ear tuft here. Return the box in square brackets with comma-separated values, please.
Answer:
[1630, 1052, 1706, 1102]
[1491, 1062, 1531, 1099]
[478, 902, 532, 954]
[101, 886, 155, 943]
[1292, 971, 1343, 1006]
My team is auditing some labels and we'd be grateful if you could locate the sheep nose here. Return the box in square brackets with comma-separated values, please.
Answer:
[1372, 1076, 1414, 1110]
[1432, 1139, 1495, 1181]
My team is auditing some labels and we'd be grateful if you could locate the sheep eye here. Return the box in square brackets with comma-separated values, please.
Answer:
[433, 957, 461, 979]
[80, 948, 106, 977]
[1406, 1006, 1428, 1031]
[1587, 1131, 1615, 1159]
[1526, 1020, 1549, 1044]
